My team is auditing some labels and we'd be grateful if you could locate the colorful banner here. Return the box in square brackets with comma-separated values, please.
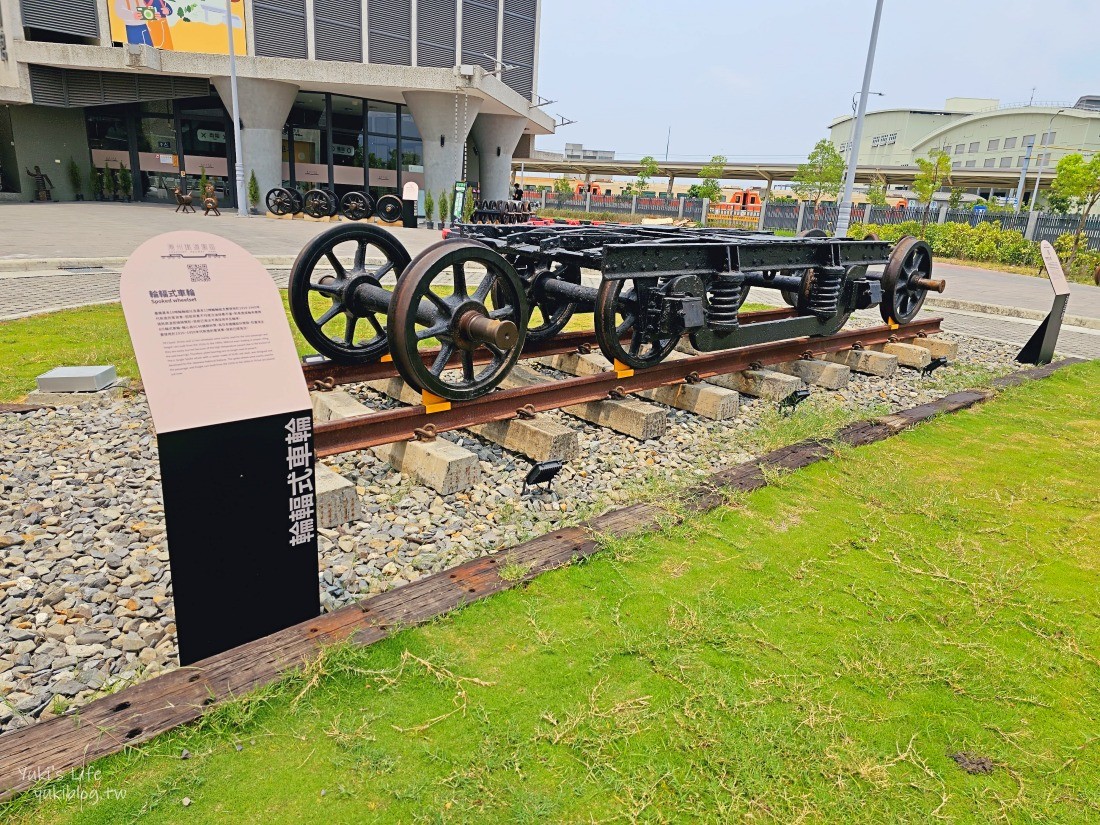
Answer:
[107, 0, 247, 56]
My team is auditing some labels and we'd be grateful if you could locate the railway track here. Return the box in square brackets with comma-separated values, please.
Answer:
[308, 315, 943, 456]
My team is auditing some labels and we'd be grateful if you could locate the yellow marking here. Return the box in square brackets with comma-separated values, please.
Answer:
[380, 353, 393, 363]
[421, 390, 452, 414]
[887, 319, 900, 330]
[612, 359, 635, 378]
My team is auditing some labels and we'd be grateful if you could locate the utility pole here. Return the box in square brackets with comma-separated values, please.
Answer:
[665, 127, 671, 162]
[225, 0, 248, 217]
[834, 0, 885, 238]
[1028, 109, 1065, 218]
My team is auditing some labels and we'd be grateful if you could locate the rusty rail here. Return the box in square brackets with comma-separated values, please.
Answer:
[314, 318, 943, 456]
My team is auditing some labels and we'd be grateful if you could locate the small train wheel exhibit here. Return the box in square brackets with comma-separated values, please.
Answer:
[340, 190, 375, 221]
[303, 188, 337, 218]
[288, 223, 412, 363]
[881, 236, 941, 324]
[376, 193, 404, 223]
[387, 239, 529, 401]
[266, 187, 297, 216]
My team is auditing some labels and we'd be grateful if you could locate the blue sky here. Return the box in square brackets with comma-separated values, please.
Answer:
[535, 0, 1097, 161]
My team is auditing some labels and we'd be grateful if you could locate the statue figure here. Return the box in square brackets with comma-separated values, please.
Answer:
[202, 183, 220, 216]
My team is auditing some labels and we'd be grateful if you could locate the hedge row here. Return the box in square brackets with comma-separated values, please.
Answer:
[848, 220, 1100, 284]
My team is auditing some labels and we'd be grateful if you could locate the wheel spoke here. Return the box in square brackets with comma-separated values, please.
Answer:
[416, 322, 448, 341]
[488, 305, 514, 320]
[453, 262, 467, 297]
[343, 313, 357, 344]
[325, 251, 346, 279]
[373, 260, 395, 281]
[425, 289, 449, 312]
[365, 312, 385, 338]
[615, 314, 636, 336]
[472, 271, 497, 302]
[316, 302, 344, 327]
[629, 327, 643, 355]
[310, 280, 343, 297]
[430, 342, 455, 376]
[461, 350, 475, 382]
[354, 240, 367, 270]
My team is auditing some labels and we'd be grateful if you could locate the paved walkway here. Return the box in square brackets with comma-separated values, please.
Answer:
[0, 202, 440, 262]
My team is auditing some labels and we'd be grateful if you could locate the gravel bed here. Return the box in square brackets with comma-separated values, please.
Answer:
[0, 331, 1025, 732]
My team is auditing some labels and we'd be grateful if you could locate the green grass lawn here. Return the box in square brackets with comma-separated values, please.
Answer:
[4, 361, 1098, 823]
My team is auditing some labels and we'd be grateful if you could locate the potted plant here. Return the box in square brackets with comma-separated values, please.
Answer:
[105, 167, 119, 201]
[462, 190, 475, 224]
[437, 190, 449, 228]
[247, 170, 260, 214]
[92, 169, 104, 201]
[68, 158, 84, 201]
[118, 162, 133, 202]
[423, 190, 434, 229]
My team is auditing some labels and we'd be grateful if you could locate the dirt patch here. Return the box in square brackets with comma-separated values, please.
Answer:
[949, 752, 995, 775]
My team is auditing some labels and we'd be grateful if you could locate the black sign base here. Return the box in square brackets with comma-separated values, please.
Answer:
[157, 411, 320, 665]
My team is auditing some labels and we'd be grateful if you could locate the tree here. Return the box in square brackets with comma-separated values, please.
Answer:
[792, 140, 845, 207]
[438, 190, 449, 225]
[67, 158, 83, 200]
[1050, 152, 1100, 265]
[634, 155, 659, 196]
[1045, 191, 1071, 215]
[424, 190, 434, 223]
[247, 170, 260, 210]
[691, 154, 726, 202]
[553, 176, 573, 195]
[865, 174, 887, 207]
[948, 187, 964, 210]
[912, 148, 952, 236]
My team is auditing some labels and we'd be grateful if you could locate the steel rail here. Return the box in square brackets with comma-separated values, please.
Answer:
[300, 306, 797, 387]
[313, 318, 943, 456]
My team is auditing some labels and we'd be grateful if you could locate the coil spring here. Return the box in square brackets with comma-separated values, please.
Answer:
[708, 273, 746, 330]
[806, 266, 845, 318]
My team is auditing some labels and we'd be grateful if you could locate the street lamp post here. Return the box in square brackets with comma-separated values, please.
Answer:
[835, 0, 886, 238]
[225, 0, 248, 217]
[1027, 109, 1065, 218]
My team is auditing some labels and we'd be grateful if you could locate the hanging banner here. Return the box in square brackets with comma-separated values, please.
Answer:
[107, 0, 248, 56]
[120, 231, 319, 665]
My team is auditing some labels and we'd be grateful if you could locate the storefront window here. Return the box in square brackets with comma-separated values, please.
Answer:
[86, 110, 129, 171]
[368, 101, 397, 136]
[330, 95, 365, 197]
[286, 92, 329, 191]
[138, 116, 179, 199]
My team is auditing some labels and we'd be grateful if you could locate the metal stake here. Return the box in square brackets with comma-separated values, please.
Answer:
[835, 0, 885, 239]
[225, 0, 248, 217]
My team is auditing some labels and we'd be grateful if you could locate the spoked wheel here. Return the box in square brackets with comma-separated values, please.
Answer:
[303, 188, 334, 218]
[881, 236, 937, 324]
[498, 259, 581, 342]
[290, 189, 304, 214]
[595, 277, 680, 370]
[388, 240, 528, 401]
[266, 187, 295, 216]
[377, 194, 403, 223]
[288, 224, 412, 363]
[340, 191, 374, 221]
[783, 227, 827, 308]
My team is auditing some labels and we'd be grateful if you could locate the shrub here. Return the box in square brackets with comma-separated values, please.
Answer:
[247, 170, 260, 208]
[423, 190, 434, 222]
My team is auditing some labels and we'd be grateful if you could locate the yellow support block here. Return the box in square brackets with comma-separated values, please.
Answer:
[380, 353, 393, 363]
[421, 390, 452, 414]
[613, 359, 635, 378]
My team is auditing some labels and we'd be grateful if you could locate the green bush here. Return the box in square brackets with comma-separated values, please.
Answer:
[848, 220, 1044, 271]
[1054, 233, 1100, 283]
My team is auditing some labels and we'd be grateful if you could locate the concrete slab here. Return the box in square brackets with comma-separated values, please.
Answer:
[910, 336, 959, 361]
[824, 348, 898, 377]
[872, 341, 932, 369]
[311, 389, 480, 495]
[315, 464, 362, 528]
[535, 350, 611, 376]
[369, 375, 578, 463]
[774, 358, 851, 390]
[502, 364, 667, 440]
[707, 368, 802, 401]
[37, 365, 117, 392]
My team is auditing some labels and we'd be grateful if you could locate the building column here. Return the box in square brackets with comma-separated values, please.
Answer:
[666, 174, 675, 195]
[403, 91, 484, 205]
[212, 77, 299, 202]
[469, 113, 525, 201]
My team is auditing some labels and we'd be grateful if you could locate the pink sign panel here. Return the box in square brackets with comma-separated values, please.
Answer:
[119, 231, 309, 434]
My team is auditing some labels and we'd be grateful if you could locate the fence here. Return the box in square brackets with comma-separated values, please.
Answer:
[533, 192, 707, 222]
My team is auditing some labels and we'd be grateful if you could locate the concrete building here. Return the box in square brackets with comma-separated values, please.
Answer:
[0, 0, 554, 205]
[829, 95, 1100, 203]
